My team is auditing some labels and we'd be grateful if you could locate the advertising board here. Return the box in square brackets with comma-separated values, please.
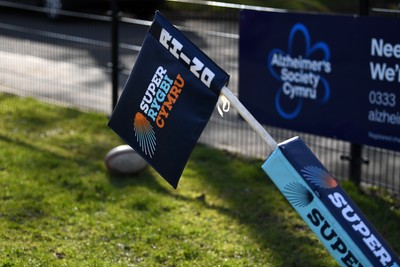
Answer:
[239, 10, 400, 151]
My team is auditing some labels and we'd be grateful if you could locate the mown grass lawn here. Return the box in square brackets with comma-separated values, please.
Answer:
[0, 93, 399, 266]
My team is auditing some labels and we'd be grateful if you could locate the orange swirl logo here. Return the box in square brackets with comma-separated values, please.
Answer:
[133, 112, 156, 158]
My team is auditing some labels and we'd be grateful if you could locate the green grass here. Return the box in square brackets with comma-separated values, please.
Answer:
[0, 93, 399, 266]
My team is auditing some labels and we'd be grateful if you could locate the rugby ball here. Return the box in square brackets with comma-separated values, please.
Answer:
[105, 145, 148, 175]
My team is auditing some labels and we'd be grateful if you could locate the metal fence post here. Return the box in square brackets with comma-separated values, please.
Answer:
[111, 0, 119, 111]
[359, 0, 369, 16]
[348, 0, 369, 186]
[349, 144, 362, 185]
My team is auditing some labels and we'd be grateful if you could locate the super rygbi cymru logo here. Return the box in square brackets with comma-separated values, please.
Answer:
[133, 66, 185, 158]
[268, 23, 332, 119]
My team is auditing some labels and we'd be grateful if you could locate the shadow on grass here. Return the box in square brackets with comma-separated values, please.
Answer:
[105, 145, 332, 265]
[107, 168, 169, 193]
[183, 146, 326, 266]
[107, 167, 219, 208]
[104, 144, 400, 265]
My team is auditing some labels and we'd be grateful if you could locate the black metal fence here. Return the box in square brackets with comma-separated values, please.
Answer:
[0, 0, 399, 194]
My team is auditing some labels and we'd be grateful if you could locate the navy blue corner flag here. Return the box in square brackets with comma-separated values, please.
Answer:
[108, 12, 229, 188]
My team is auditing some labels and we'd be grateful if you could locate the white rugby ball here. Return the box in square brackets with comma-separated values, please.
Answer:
[105, 145, 148, 175]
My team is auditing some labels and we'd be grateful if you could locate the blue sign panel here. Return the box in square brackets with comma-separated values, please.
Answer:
[239, 10, 400, 151]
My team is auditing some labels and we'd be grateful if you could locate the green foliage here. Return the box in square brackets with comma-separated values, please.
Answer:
[0, 93, 399, 266]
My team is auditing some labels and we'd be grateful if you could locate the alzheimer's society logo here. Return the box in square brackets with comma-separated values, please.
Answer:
[268, 23, 332, 119]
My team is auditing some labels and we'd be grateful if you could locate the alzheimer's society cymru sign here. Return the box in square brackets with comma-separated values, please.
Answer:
[239, 10, 400, 151]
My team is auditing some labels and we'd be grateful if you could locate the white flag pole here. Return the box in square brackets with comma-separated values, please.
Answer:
[221, 86, 278, 151]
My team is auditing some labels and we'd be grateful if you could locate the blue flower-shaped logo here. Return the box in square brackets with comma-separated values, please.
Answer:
[268, 23, 331, 119]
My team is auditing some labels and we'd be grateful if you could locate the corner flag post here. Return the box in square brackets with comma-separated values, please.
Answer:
[221, 86, 278, 151]
[221, 86, 399, 267]
[108, 12, 400, 267]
